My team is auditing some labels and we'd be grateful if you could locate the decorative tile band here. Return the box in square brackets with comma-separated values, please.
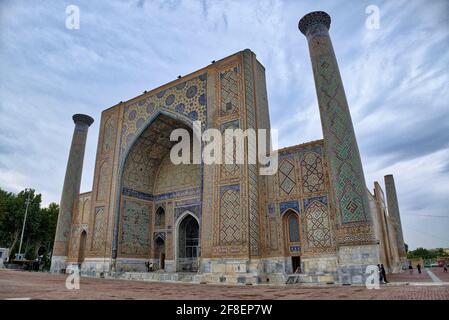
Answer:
[220, 184, 240, 195]
[175, 198, 201, 208]
[122, 187, 200, 201]
[279, 144, 323, 161]
[304, 195, 328, 208]
[280, 200, 300, 215]
[289, 245, 301, 252]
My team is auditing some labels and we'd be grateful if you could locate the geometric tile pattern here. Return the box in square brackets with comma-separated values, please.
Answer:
[68, 225, 82, 260]
[243, 50, 260, 256]
[219, 186, 241, 245]
[304, 200, 332, 251]
[54, 126, 87, 252]
[300, 152, 325, 193]
[120, 200, 151, 256]
[91, 207, 105, 252]
[96, 161, 110, 201]
[219, 66, 240, 116]
[269, 219, 278, 250]
[220, 120, 240, 177]
[311, 32, 370, 225]
[102, 117, 116, 155]
[121, 73, 207, 157]
[279, 160, 296, 195]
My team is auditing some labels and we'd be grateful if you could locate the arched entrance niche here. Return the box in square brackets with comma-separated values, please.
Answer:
[113, 111, 202, 271]
[176, 212, 200, 272]
[154, 235, 166, 270]
[282, 209, 302, 273]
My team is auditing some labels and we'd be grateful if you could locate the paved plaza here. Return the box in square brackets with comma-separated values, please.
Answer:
[1, 269, 448, 300]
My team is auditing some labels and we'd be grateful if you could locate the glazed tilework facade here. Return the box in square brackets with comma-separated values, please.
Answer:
[59, 48, 406, 284]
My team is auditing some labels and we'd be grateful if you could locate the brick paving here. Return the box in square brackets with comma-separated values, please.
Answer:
[0, 269, 448, 300]
[387, 269, 433, 282]
[431, 267, 449, 282]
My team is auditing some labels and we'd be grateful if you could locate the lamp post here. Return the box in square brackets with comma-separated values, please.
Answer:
[17, 189, 32, 260]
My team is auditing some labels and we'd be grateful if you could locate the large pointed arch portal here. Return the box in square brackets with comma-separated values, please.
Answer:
[111, 110, 202, 271]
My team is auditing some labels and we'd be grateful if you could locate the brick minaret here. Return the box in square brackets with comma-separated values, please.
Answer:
[384, 174, 406, 259]
[51, 114, 94, 272]
[299, 11, 377, 283]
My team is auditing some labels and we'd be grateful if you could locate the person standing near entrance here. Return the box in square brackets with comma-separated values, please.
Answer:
[417, 263, 422, 274]
[377, 264, 384, 283]
[380, 264, 388, 283]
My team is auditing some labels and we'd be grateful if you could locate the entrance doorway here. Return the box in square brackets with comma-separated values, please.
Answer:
[79, 231, 87, 263]
[160, 253, 165, 270]
[177, 214, 199, 272]
[292, 256, 301, 273]
[154, 237, 165, 270]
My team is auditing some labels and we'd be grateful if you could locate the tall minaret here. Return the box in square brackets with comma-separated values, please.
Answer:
[384, 174, 406, 259]
[51, 114, 94, 273]
[299, 12, 377, 282]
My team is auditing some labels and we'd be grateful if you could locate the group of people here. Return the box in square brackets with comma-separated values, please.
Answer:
[409, 262, 449, 273]
[377, 264, 388, 284]
[408, 263, 422, 274]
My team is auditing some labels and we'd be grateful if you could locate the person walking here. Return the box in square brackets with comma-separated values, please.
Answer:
[408, 264, 413, 274]
[417, 263, 422, 274]
[444, 263, 448, 273]
[380, 264, 389, 283]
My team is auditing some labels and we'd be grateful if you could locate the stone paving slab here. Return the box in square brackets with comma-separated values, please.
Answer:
[1, 270, 448, 300]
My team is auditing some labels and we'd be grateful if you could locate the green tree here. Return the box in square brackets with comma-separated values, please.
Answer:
[38, 202, 59, 269]
[432, 248, 449, 258]
[407, 247, 436, 260]
[0, 189, 40, 257]
[0, 188, 58, 266]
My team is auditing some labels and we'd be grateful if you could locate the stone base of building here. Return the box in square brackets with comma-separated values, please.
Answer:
[337, 244, 380, 284]
[73, 248, 382, 285]
[50, 255, 68, 273]
[79, 258, 112, 277]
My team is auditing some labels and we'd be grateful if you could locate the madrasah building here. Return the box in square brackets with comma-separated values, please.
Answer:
[51, 11, 407, 284]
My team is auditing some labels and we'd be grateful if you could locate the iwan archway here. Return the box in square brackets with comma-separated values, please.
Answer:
[113, 111, 202, 272]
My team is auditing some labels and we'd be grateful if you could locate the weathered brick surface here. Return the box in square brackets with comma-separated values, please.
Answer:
[1, 270, 448, 300]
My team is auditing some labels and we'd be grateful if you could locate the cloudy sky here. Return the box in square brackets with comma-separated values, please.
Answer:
[1, 0, 448, 250]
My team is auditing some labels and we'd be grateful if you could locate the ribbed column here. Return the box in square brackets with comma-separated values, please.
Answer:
[384, 174, 406, 258]
[51, 114, 94, 272]
[298, 12, 375, 245]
